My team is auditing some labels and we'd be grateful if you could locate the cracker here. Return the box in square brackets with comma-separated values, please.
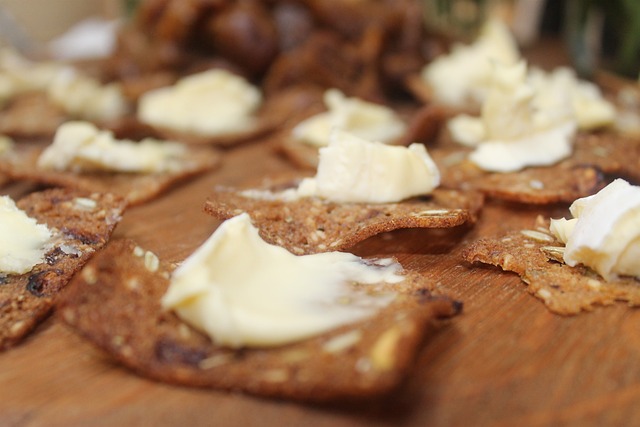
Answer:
[430, 138, 606, 204]
[462, 216, 640, 315]
[58, 239, 461, 402]
[0, 93, 66, 139]
[0, 141, 221, 206]
[570, 131, 640, 183]
[203, 174, 484, 255]
[0, 188, 126, 350]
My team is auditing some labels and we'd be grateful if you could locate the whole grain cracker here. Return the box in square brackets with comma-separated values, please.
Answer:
[58, 239, 461, 402]
[0, 188, 126, 350]
[0, 141, 221, 206]
[430, 136, 606, 204]
[204, 174, 484, 255]
[0, 93, 67, 139]
[462, 216, 640, 315]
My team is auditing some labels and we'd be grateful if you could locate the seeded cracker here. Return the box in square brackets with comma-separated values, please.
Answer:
[462, 217, 640, 315]
[58, 239, 461, 401]
[203, 174, 484, 255]
[430, 136, 607, 204]
[0, 141, 221, 206]
[0, 93, 67, 139]
[0, 188, 126, 350]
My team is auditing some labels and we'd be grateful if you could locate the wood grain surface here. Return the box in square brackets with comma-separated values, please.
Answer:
[1, 136, 639, 427]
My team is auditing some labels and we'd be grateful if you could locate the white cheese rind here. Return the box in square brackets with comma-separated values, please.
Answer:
[291, 89, 406, 147]
[0, 196, 52, 275]
[296, 130, 440, 203]
[162, 213, 402, 348]
[549, 179, 640, 281]
[137, 69, 261, 136]
[449, 61, 577, 172]
[37, 121, 187, 173]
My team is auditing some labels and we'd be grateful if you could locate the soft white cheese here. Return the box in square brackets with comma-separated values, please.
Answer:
[448, 61, 577, 172]
[137, 69, 262, 136]
[48, 68, 127, 122]
[162, 213, 401, 348]
[37, 121, 187, 173]
[0, 196, 52, 275]
[549, 179, 640, 281]
[528, 66, 615, 130]
[0, 49, 126, 121]
[294, 130, 440, 203]
[420, 19, 520, 108]
[291, 89, 406, 147]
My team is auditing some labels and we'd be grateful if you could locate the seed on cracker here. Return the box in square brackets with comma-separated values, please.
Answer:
[58, 239, 461, 401]
[0, 188, 126, 350]
[462, 217, 640, 314]
[203, 174, 484, 255]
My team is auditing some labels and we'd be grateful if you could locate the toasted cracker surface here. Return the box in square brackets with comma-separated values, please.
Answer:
[430, 138, 606, 204]
[462, 217, 640, 315]
[204, 175, 484, 255]
[58, 239, 460, 402]
[0, 188, 126, 350]
[0, 93, 67, 139]
[0, 142, 221, 205]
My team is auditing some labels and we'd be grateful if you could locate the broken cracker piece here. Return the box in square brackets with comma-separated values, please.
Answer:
[0, 141, 221, 206]
[204, 174, 484, 255]
[462, 216, 640, 314]
[0, 188, 126, 350]
[58, 239, 460, 402]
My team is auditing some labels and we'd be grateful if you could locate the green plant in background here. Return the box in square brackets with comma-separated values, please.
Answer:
[567, 0, 640, 78]
[124, 0, 141, 19]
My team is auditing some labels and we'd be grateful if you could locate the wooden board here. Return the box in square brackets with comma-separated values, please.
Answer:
[1, 137, 639, 426]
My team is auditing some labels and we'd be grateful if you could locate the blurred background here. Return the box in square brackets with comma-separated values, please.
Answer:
[0, 0, 637, 78]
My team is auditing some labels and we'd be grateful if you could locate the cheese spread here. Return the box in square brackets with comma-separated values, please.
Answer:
[550, 179, 640, 281]
[37, 121, 187, 173]
[162, 213, 401, 348]
[448, 61, 577, 172]
[291, 89, 406, 147]
[0, 196, 52, 275]
[420, 19, 520, 108]
[137, 69, 262, 136]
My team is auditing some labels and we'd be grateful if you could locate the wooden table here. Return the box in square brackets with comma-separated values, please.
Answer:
[1, 133, 638, 427]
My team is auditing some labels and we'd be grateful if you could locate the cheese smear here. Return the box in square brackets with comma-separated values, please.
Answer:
[162, 213, 402, 348]
[0, 49, 126, 121]
[448, 61, 577, 172]
[38, 121, 187, 173]
[420, 19, 520, 108]
[137, 69, 262, 136]
[549, 179, 640, 281]
[0, 196, 52, 275]
[291, 89, 406, 147]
